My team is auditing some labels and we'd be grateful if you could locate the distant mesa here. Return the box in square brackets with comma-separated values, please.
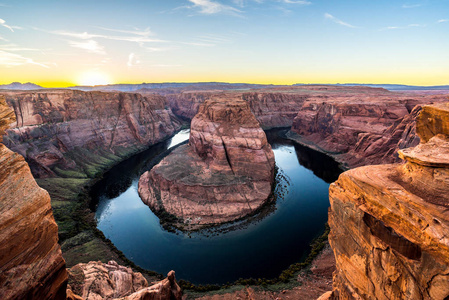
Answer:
[138, 97, 275, 229]
[0, 82, 44, 90]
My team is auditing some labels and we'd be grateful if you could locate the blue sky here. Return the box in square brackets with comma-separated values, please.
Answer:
[0, 0, 448, 86]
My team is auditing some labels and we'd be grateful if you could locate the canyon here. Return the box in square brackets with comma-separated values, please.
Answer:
[138, 97, 275, 227]
[0, 86, 448, 299]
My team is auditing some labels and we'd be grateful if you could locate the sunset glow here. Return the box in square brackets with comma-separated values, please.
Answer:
[0, 0, 448, 86]
[78, 71, 111, 86]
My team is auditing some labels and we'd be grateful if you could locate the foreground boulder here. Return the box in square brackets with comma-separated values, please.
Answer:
[327, 103, 449, 299]
[67, 261, 181, 300]
[139, 98, 275, 228]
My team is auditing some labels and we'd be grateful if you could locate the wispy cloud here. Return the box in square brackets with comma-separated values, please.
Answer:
[324, 13, 357, 28]
[67, 40, 106, 54]
[0, 50, 50, 68]
[93, 26, 153, 37]
[35, 28, 166, 44]
[279, 0, 311, 4]
[438, 19, 449, 23]
[381, 23, 426, 30]
[187, 0, 241, 15]
[127, 53, 141, 67]
[0, 43, 42, 51]
[402, 3, 422, 8]
[0, 18, 14, 32]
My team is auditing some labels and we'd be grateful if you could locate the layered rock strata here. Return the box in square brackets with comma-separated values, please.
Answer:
[289, 97, 447, 168]
[0, 143, 67, 299]
[328, 103, 449, 299]
[67, 260, 181, 300]
[139, 98, 275, 227]
[1, 90, 181, 179]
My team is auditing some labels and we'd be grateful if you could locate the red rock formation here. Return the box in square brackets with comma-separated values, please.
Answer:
[1, 90, 181, 178]
[138, 98, 275, 228]
[327, 103, 449, 299]
[0, 143, 67, 299]
[289, 94, 448, 168]
[67, 261, 181, 300]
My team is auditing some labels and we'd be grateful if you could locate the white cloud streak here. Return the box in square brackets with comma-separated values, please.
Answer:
[0, 18, 14, 32]
[324, 13, 357, 28]
[438, 19, 449, 23]
[67, 40, 106, 54]
[0, 50, 50, 68]
[187, 0, 241, 15]
[381, 23, 426, 30]
[279, 0, 311, 4]
[402, 4, 422, 8]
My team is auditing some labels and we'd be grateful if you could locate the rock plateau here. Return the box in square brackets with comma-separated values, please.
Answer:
[327, 103, 449, 299]
[139, 97, 275, 227]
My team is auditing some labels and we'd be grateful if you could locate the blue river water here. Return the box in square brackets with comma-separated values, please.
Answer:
[92, 129, 341, 284]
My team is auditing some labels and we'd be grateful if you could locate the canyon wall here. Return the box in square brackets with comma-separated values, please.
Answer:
[289, 95, 448, 169]
[1, 90, 181, 179]
[167, 87, 448, 169]
[327, 103, 449, 299]
[0, 95, 67, 299]
[139, 97, 275, 228]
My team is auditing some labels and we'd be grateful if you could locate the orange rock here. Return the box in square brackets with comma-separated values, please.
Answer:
[139, 98, 275, 228]
[328, 103, 449, 299]
[0, 143, 67, 299]
[67, 261, 182, 300]
[1, 90, 181, 178]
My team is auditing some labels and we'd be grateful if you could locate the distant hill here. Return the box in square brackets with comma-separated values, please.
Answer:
[294, 83, 449, 91]
[69, 82, 277, 92]
[0, 82, 44, 90]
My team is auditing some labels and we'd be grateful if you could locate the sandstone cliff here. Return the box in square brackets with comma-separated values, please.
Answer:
[1, 90, 181, 179]
[138, 98, 275, 228]
[67, 261, 181, 300]
[327, 103, 449, 299]
[289, 95, 448, 169]
[0, 144, 67, 299]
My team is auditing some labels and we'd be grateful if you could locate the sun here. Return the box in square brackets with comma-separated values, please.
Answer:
[78, 71, 111, 86]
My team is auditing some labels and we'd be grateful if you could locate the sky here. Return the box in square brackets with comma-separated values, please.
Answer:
[0, 0, 448, 87]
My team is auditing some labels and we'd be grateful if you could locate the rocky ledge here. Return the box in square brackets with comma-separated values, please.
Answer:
[327, 103, 449, 299]
[67, 261, 181, 300]
[138, 98, 275, 228]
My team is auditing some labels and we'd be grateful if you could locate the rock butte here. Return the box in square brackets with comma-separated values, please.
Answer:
[138, 98, 275, 227]
[327, 103, 449, 299]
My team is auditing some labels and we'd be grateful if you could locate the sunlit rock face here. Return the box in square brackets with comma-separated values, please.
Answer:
[0, 90, 181, 178]
[0, 144, 67, 299]
[138, 97, 275, 228]
[0, 95, 67, 299]
[328, 103, 449, 300]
